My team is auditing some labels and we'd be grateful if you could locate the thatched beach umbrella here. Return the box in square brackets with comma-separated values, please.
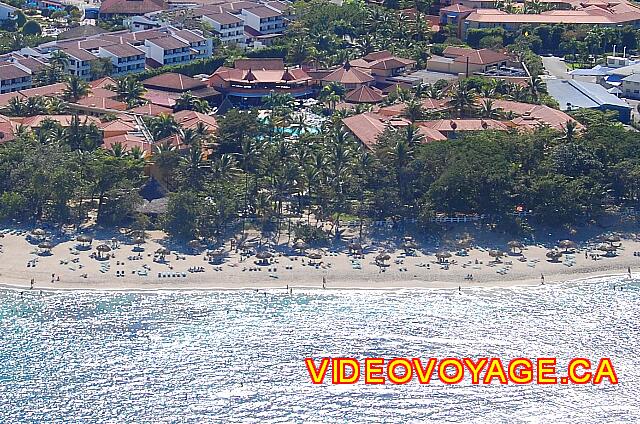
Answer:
[348, 242, 363, 254]
[307, 252, 322, 261]
[38, 241, 53, 250]
[376, 252, 391, 263]
[546, 250, 563, 262]
[77, 234, 93, 246]
[489, 250, 505, 259]
[402, 240, 418, 252]
[256, 251, 272, 260]
[604, 235, 621, 245]
[507, 240, 523, 253]
[558, 239, 576, 252]
[293, 240, 308, 252]
[598, 244, 617, 256]
[188, 239, 203, 249]
[156, 247, 170, 256]
[96, 243, 111, 258]
[32, 228, 46, 237]
[435, 251, 451, 262]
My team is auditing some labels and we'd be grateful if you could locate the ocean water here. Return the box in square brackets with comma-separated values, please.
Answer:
[1, 276, 639, 423]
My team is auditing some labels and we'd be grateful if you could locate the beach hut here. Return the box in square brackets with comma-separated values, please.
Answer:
[546, 250, 563, 262]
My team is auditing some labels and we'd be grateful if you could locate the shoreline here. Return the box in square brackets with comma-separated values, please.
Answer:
[0, 270, 635, 294]
[1, 229, 639, 293]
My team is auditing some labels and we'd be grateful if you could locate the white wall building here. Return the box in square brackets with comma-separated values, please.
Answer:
[241, 6, 285, 35]
[98, 44, 146, 77]
[0, 63, 32, 94]
[202, 12, 246, 45]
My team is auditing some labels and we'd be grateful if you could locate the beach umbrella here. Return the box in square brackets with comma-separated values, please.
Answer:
[256, 251, 272, 260]
[77, 234, 93, 244]
[376, 252, 391, 262]
[293, 240, 308, 251]
[38, 241, 53, 250]
[436, 251, 451, 259]
[31, 228, 46, 238]
[507, 240, 523, 252]
[156, 247, 170, 256]
[132, 236, 145, 245]
[489, 250, 505, 259]
[546, 250, 563, 262]
[558, 240, 576, 251]
[96, 244, 111, 253]
[604, 235, 621, 245]
[598, 244, 617, 254]
[307, 252, 322, 260]
[348, 242, 363, 252]
[188, 239, 203, 249]
[402, 241, 418, 251]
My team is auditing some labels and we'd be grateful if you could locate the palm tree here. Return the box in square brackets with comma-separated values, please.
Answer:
[181, 141, 209, 190]
[237, 138, 261, 234]
[426, 84, 443, 99]
[179, 127, 200, 147]
[64, 76, 90, 102]
[49, 50, 69, 71]
[403, 99, 424, 122]
[149, 114, 180, 140]
[153, 140, 179, 189]
[448, 82, 477, 118]
[111, 77, 145, 107]
[45, 97, 67, 114]
[212, 153, 240, 181]
[128, 146, 146, 161]
[108, 142, 127, 158]
[561, 120, 578, 143]
[527, 75, 546, 102]
[5, 97, 24, 116]
[478, 99, 503, 119]
[174, 92, 199, 112]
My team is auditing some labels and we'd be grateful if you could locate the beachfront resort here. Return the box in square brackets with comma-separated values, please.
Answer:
[0, 0, 640, 290]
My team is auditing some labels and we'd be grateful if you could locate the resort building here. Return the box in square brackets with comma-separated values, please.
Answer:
[98, 44, 146, 77]
[142, 72, 222, 106]
[545, 79, 632, 123]
[202, 12, 246, 45]
[99, 0, 167, 18]
[207, 58, 312, 101]
[0, 63, 33, 94]
[0, 1, 16, 21]
[342, 98, 578, 148]
[321, 63, 375, 90]
[34, 27, 213, 80]
[427, 47, 516, 76]
[621, 74, 640, 100]
[241, 5, 286, 35]
[349, 51, 417, 84]
[436, 0, 640, 40]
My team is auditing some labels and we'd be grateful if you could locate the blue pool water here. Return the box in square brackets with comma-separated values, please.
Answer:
[1, 277, 639, 423]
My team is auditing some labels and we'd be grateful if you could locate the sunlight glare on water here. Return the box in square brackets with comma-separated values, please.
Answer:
[1, 276, 639, 423]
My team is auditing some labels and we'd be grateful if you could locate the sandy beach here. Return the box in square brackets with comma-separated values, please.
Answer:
[1, 226, 639, 292]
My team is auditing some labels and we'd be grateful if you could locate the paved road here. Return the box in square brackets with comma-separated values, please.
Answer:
[541, 56, 570, 79]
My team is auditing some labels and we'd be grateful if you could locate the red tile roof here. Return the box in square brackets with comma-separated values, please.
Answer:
[130, 103, 173, 116]
[99, 0, 167, 15]
[75, 96, 128, 111]
[103, 134, 152, 156]
[345, 85, 384, 104]
[322, 63, 374, 85]
[0, 64, 30, 80]
[142, 72, 206, 91]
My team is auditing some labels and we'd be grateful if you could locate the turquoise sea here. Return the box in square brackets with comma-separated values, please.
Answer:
[1, 276, 639, 423]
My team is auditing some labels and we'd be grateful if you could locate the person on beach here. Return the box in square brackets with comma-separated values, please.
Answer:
[628, 267, 631, 277]
[30, 279, 34, 290]
[322, 276, 326, 289]
[541, 273, 545, 282]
